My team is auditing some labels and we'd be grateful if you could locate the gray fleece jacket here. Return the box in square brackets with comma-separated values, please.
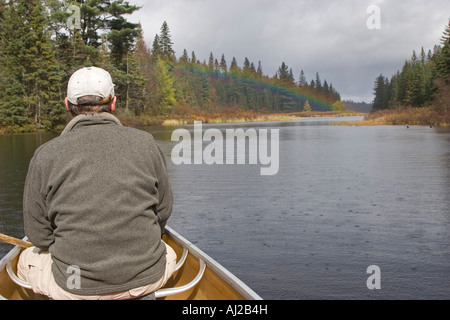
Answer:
[23, 113, 173, 295]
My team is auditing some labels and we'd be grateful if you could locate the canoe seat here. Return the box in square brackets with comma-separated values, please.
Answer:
[6, 246, 206, 300]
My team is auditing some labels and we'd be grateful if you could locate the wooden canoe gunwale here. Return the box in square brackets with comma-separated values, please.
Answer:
[163, 227, 262, 300]
[0, 227, 262, 300]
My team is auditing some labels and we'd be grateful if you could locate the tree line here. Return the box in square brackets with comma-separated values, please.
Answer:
[372, 19, 450, 112]
[0, 0, 342, 132]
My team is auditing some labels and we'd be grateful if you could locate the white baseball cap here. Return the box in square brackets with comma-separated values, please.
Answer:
[67, 67, 115, 105]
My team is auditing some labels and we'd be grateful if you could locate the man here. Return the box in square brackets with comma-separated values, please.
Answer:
[17, 67, 177, 300]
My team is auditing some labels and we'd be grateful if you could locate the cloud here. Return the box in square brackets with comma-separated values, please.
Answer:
[129, 0, 450, 102]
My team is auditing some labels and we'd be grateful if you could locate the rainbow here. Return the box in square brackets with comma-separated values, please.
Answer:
[174, 63, 334, 111]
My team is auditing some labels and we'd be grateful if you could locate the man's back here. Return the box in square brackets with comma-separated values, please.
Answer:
[23, 113, 173, 295]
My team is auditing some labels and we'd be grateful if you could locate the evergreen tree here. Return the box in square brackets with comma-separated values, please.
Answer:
[256, 61, 263, 78]
[220, 54, 227, 73]
[276, 62, 296, 111]
[299, 70, 307, 87]
[389, 73, 399, 108]
[208, 53, 215, 70]
[107, 16, 140, 67]
[277, 62, 295, 87]
[26, 0, 65, 127]
[230, 57, 240, 74]
[179, 49, 189, 64]
[191, 51, 198, 64]
[315, 72, 322, 90]
[434, 18, 450, 113]
[214, 59, 220, 72]
[74, 0, 140, 48]
[151, 34, 162, 62]
[159, 21, 176, 63]
[436, 19, 450, 78]
[243, 57, 252, 77]
[372, 74, 390, 110]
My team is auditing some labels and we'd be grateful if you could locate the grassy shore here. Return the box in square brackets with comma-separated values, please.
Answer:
[127, 110, 365, 127]
[337, 106, 450, 127]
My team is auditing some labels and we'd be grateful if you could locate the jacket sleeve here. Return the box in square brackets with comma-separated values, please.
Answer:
[155, 145, 173, 235]
[22, 153, 54, 251]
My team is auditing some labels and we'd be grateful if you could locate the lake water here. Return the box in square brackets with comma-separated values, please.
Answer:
[1, 117, 449, 300]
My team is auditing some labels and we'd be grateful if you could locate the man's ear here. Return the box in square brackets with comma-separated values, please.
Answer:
[110, 96, 117, 113]
[64, 97, 70, 111]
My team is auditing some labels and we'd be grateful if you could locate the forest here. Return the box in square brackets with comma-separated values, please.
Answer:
[0, 0, 343, 133]
[371, 19, 450, 120]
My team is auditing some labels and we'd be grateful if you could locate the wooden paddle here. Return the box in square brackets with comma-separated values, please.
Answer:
[0, 233, 33, 249]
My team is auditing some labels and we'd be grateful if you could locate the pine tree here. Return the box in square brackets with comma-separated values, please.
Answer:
[159, 21, 176, 63]
[373, 74, 390, 110]
[389, 73, 399, 108]
[243, 57, 252, 77]
[46, 1, 91, 77]
[191, 51, 198, 64]
[220, 54, 227, 73]
[277, 62, 295, 87]
[315, 72, 322, 91]
[230, 57, 240, 74]
[208, 53, 215, 70]
[179, 49, 189, 64]
[299, 70, 307, 87]
[214, 59, 220, 72]
[256, 61, 263, 78]
[151, 34, 162, 62]
[107, 17, 140, 67]
[437, 18, 450, 79]
[74, 0, 140, 49]
[26, 0, 65, 127]
[434, 18, 450, 113]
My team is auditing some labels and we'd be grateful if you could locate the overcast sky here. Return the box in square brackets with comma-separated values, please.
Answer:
[128, 0, 450, 103]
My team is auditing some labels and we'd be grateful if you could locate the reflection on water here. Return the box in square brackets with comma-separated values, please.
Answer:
[0, 132, 57, 253]
[1, 118, 449, 299]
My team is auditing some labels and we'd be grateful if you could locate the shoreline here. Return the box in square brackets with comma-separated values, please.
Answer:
[2, 107, 450, 135]
[337, 106, 450, 127]
[156, 111, 365, 127]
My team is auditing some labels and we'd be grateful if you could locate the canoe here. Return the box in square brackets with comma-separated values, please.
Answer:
[0, 227, 262, 300]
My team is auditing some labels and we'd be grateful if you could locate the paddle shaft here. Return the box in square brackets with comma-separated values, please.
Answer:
[0, 233, 33, 249]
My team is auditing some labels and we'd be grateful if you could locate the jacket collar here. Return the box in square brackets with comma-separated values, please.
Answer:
[61, 113, 122, 136]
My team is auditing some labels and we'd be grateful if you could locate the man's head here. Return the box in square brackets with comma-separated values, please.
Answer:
[65, 67, 116, 116]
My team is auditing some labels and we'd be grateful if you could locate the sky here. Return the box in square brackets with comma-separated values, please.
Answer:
[128, 0, 450, 103]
